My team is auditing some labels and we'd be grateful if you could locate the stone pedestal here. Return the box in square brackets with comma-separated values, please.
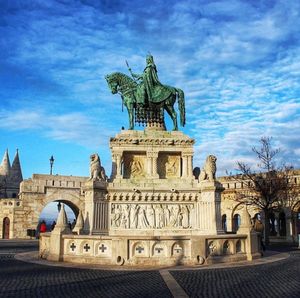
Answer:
[237, 207, 260, 260]
[48, 205, 71, 261]
[39, 128, 262, 266]
[109, 130, 195, 181]
[83, 180, 109, 235]
[196, 181, 224, 235]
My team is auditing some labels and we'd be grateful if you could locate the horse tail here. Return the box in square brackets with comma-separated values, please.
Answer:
[176, 88, 185, 126]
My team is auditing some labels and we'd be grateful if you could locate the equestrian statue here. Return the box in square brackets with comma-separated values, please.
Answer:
[105, 55, 185, 131]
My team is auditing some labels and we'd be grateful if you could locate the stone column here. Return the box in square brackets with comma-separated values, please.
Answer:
[147, 151, 158, 178]
[187, 154, 193, 178]
[92, 200, 109, 235]
[110, 154, 117, 180]
[152, 152, 159, 179]
[182, 155, 188, 178]
[197, 181, 224, 235]
[82, 180, 108, 235]
[146, 153, 153, 177]
[116, 153, 122, 179]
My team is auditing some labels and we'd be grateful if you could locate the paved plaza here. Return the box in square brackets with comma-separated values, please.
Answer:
[0, 240, 299, 298]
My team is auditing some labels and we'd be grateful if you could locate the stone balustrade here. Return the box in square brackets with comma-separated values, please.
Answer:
[40, 233, 256, 266]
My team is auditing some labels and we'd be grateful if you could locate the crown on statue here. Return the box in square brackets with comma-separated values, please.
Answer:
[146, 54, 154, 63]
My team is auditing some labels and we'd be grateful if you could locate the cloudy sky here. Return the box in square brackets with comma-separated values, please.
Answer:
[1, 0, 300, 180]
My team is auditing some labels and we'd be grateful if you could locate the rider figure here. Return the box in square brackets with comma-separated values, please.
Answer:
[128, 55, 162, 104]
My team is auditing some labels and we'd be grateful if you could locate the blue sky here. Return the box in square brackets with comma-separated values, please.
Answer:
[1, 0, 300, 180]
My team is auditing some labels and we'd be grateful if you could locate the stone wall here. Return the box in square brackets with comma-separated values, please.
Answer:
[1, 174, 86, 239]
[219, 173, 300, 243]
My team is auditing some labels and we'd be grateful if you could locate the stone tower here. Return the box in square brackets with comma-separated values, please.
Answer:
[0, 149, 10, 176]
[10, 149, 23, 185]
[0, 149, 23, 198]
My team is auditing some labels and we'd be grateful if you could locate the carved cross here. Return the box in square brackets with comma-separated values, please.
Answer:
[84, 243, 90, 252]
[174, 244, 182, 254]
[155, 247, 163, 254]
[99, 244, 107, 253]
[70, 243, 76, 251]
[136, 246, 144, 254]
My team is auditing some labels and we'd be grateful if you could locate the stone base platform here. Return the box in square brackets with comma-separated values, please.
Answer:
[40, 232, 258, 267]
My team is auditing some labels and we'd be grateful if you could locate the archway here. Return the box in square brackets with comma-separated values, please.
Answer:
[2, 217, 10, 239]
[37, 200, 79, 236]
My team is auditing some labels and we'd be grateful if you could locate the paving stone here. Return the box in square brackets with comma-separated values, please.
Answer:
[0, 241, 171, 298]
[1, 241, 300, 298]
[170, 249, 300, 298]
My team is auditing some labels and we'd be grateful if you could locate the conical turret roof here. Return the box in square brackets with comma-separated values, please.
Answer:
[73, 210, 84, 234]
[0, 149, 11, 176]
[56, 204, 69, 228]
[10, 149, 23, 183]
[54, 204, 71, 234]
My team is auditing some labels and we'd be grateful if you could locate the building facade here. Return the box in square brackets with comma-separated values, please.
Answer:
[0, 149, 23, 239]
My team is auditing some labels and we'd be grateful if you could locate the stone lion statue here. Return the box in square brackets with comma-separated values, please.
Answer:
[89, 153, 106, 181]
[199, 155, 217, 182]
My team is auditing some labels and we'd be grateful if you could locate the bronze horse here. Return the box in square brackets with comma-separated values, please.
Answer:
[105, 72, 185, 130]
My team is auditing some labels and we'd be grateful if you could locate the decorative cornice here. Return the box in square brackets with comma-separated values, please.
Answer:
[110, 137, 195, 146]
[106, 192, 199, 202]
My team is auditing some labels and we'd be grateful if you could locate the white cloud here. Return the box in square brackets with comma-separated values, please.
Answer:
[1, 0, 300, 177]
[0, 109, 114, 149]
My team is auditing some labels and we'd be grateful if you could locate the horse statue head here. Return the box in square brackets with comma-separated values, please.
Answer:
[105, 73, 119, 94]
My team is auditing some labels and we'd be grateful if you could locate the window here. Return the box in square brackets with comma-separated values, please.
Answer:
[233, 214, 241, 232]
[222, 214, 227, 232]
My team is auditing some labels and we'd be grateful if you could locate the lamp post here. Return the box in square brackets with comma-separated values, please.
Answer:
[49, 155, 54, 175]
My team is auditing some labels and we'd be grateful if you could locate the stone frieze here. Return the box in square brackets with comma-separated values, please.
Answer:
[111, 203, 194, 229]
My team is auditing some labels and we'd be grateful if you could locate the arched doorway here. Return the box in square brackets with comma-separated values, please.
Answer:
[2, 217, 10, 239]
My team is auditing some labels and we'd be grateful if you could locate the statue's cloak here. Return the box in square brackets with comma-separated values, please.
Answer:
[143, 64, 172, 103]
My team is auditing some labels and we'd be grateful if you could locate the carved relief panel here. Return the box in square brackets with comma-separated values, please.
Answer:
[123, 152, 146, 178]
[158, 153, 181, 178]
[110, 203, 194, 229]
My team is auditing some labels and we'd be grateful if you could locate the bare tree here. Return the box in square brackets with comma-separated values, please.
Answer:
[233, 137, 298, 245]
